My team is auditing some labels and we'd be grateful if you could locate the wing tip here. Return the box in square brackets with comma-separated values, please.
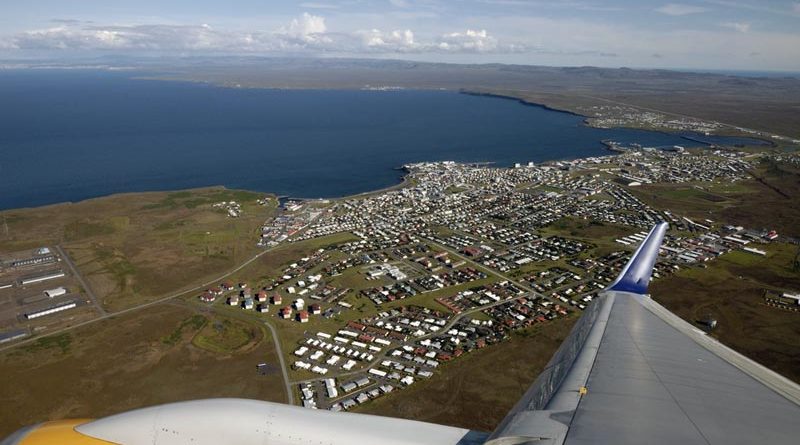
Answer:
[607, 222, 668, 295]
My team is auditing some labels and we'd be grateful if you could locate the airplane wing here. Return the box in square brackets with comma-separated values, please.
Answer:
[4, 222, 800, 445]
[1, 399, 488, 445]
[486, 222, 800, 445]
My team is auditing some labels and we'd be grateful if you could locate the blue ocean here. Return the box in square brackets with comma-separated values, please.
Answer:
[0, 70, 768, 210]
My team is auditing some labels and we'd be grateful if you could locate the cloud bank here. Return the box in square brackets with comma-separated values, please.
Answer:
[1, 7, 798, 71]
[0, 13, 522, 55]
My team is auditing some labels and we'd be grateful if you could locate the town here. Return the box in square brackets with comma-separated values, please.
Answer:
[198, 147, 798, 411]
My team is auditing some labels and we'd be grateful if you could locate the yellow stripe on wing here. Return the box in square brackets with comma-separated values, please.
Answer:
[18, 420, 116, 445]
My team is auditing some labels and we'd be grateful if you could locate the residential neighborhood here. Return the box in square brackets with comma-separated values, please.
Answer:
[189, 148, 797, 411]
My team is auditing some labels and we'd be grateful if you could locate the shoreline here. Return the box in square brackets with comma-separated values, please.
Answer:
[0, 130, 776, 213]
[458, 90, 588, 119]
[458, 89, 780, 148]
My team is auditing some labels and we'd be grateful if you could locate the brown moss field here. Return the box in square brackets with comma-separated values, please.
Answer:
[0, 302, 286, 437]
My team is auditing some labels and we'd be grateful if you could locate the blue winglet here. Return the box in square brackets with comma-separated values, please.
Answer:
[607, 222, 668, 295]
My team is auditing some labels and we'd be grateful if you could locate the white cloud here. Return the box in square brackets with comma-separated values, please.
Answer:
[389, 0, 410, 7]
[721, 22, 751, 33]
[2, 15, 523, 56]
[354, 27, 524, 54]
[457, 14, 800, 70]
[4, 11, 796, 70]
[793, 2, 800, 14]
[655, 3, 708, 16]
[282, 12, 329, 43]
[437, 29, 498, 52]
[358, 29, 417, 51]
[0, 38, 18, 50]
[10, 24, 243, 51]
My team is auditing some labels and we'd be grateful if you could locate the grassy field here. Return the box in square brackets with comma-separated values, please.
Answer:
[539, 217, 633, 258]
[0, 187, 276, 311]
[356, 315, 577, 431]
[0, 302, 286, 438]
[192, 317, 261, 354]
[230, 232, 359, 286]
[631, 160, 800, 237]
[651, 243, 800, 383]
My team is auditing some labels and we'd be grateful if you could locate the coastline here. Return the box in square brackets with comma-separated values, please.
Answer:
[458, 89, 780, 148]
[0, 165, 418, 215]
[458, 90, 588, 119]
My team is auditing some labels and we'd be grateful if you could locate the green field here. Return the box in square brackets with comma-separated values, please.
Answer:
[631, 159, 800, 237]
[0, 187, 277, 311]
[193, 317, 261, 354]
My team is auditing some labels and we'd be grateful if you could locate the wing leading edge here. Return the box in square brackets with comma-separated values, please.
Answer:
[486, 222, 800, 445]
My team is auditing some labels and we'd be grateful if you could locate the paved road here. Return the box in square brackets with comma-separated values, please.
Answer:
[55, 245, 107, 316]
[261, 318, 295, 405]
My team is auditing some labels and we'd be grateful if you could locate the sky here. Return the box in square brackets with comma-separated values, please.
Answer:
[1, 0, 799, 71]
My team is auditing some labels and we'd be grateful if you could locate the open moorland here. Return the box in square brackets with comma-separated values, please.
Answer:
[0, 302, 285, 437]
[630, 158, 800, 238]
[0, 187, 275, 311]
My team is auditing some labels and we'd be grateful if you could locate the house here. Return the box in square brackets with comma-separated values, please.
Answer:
[279, 306, 293, 319]
[309, 304, 322, 315]
[293, 298, 305, 310]
[271, 294, 283, 305]
[207, 287, 223, 296]
[257, 304, 269, 313]
[297, 310, 309, 323]
[242, 298, 254, 310]
[347, 321, 366, 331]
[256, 290, 268, 303]
[199, 293, 216, 303]
[462, 247, 482, 257]
[221, 281, 234, 291]
[227, 295, 240, 306]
